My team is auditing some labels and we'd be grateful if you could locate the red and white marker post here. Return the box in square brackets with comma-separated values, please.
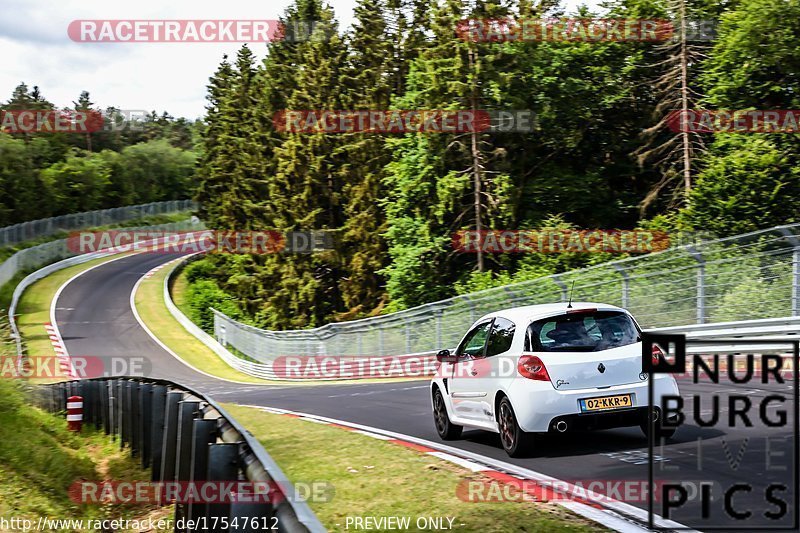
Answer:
[66, 395, 83, 432]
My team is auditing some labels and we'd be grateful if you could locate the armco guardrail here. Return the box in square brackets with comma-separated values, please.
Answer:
[6, 219, 203, 359]
[164, 257, 438, 380]
[163, 255, 281, 380]
[646, 316, 800, 354]
[33, 377, 324, 532]
[212, 223, 800, 361]
[0, 199, 195, 247]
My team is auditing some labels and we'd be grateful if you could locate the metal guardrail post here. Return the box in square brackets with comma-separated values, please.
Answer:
[83, 381, 94, 428]
[109, 381, 118, 437]
[91, 381, 100, 429]
[130, 382, 141, 457]
[139, 383, 153, 468]
[230, 495, 273, 533]
[613, 264, 630, 309]
[151, 385, 168, 480]
[160, 391, 183, 483]
[188, 419, 218, 531]
[59, 382, 67, 411]
[123, 381, 134, 449]
[32, 378, 325, 532]
[553, 276, 568, 302]
[76, 381, 89, 427]
[117, 380, 125, 445]
[779, 228, 800, 316]
[435, 309, 443, 349]
[175, 400, 201, 532]
[687, 246, 706, 324]
[100, 380, 110, 435]
[176, 401, 201, 482]
[206, 443, 240, 532]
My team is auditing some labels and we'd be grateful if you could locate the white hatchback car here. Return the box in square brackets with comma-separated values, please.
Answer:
[430, 302, 680, 457]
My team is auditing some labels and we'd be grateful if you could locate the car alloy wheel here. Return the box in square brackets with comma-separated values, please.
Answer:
[499, 402, 516, 450]
[497, 397, 533, 457]
[433, 388, 462, 440]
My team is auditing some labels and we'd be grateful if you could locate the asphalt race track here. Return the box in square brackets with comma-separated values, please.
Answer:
[54, 252, 798, 531]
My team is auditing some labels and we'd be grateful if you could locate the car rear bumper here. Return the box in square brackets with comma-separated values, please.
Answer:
[510, 375, 679, 433]
[548, 407, 649, 432]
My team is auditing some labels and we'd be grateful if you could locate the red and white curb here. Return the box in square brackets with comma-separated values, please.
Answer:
[240, 405, 696, 533]
[143, 257, 183, 278]
[44, 321, 74, 378]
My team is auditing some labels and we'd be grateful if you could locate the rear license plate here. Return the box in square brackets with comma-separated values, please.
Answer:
[579, 394, 633, 412]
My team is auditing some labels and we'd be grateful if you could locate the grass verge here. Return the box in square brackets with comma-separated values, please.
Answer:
[134, 260, 273, 383]
[224, 404, 606, 533]
[0, 379, 170, 532]
[135, 262, 419, 385]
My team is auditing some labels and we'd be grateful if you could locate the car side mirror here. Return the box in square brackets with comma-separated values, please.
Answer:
[436, 349, 457, 363]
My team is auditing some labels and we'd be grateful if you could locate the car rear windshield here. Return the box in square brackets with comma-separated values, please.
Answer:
[525, 310, 640, 352]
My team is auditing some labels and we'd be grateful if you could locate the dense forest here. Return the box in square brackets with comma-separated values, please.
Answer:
[2, 1, 796, 332]
[0, 84, 198, 225]
[152, 0, 800, 329]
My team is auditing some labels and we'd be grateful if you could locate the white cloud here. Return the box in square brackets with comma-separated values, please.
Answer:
[0, 0, 598, 119]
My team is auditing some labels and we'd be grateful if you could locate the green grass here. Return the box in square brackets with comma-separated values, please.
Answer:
[224, 405, 606, 533]
[134, 261, 274, 383]
[0, 380, 167, 532]
[136, 263, 420, 385]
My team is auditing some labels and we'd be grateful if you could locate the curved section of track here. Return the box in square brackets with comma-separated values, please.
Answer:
[53, 251, 796, 530]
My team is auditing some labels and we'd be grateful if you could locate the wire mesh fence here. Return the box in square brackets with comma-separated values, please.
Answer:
[213, 224, 800, 362]
[0, 219, 202, 291]
[0, 200, 196, 247]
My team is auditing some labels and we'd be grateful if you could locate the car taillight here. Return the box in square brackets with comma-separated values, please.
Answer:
[518, 355, 550, 381]
[652, 344, 665, 365]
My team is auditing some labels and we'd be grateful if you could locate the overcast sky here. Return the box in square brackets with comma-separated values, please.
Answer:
[0, 0, 600, 120]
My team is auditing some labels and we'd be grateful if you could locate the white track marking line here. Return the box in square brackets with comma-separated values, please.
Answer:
[49, 253, 138, 379]
[239, 404, 698, 533]
[128, 260, 276, 385]
[351, 430, 394, 440]
[299, 417, 331, 424]
[559, 502, 651, 533]
[427, 451, 487, 472]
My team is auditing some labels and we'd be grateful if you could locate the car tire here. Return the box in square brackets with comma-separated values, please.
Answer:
[433, 388, 462, 440]
[640, 413, 678, 441]
[497, 397, 534, 457]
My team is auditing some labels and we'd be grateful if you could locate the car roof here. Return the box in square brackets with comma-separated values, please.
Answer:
[476, 302, 627, 325]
